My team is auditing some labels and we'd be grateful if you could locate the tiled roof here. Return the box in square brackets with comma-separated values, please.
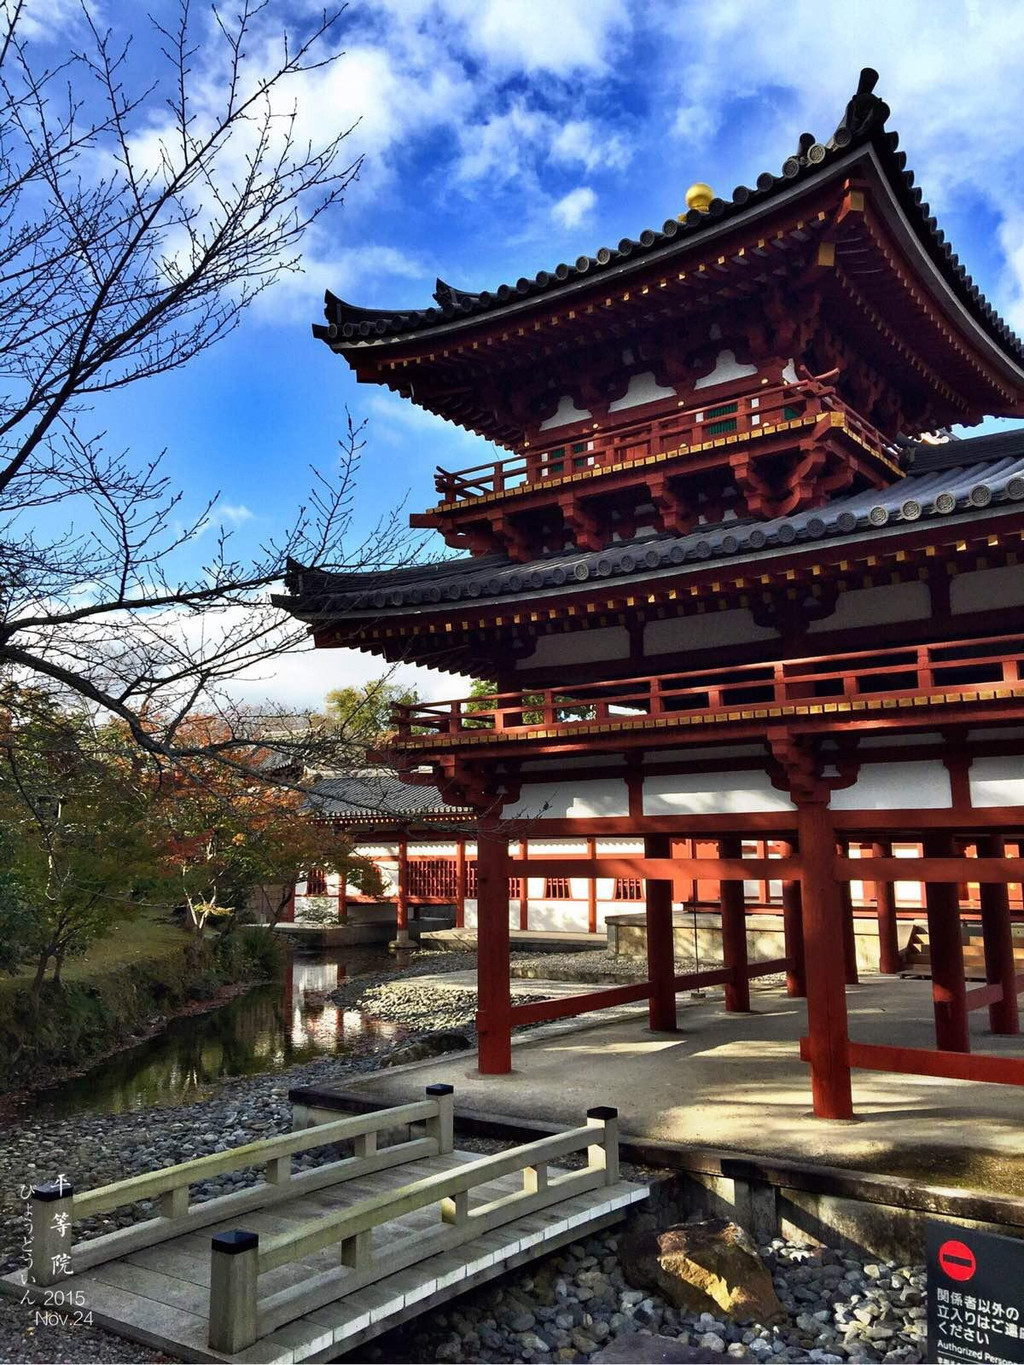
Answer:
[314, 69, 1024, 368]
[281, 430, 1024, 620]
[307, 774, 471, 822]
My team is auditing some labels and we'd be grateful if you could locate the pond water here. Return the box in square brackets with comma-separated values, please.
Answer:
[26, 946, 405, 1120]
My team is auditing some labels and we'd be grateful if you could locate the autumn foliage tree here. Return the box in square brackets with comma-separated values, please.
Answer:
[151, 716, 381, 935]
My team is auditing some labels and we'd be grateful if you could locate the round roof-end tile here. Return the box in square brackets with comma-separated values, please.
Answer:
[551, 566, 568, 585]
[643, 547, 662, 568]
[807, 142, 827, 164]
[575, 255, 593, 273]
[900, 499, 922, 521]
[485, 577, 503, 595]
[370, 591, 386, 608]
[507, 573, 523, 591]
[527, 569, 544, 589]
[618, 551, 637, 573]
[1006, 475, 1024, 500]
[722, 533, 740, 553]
[467, 581, 482, 597]
[407, 588, 422, 604]
[836, 511, 858, 533]
[968, 484, 992, 507]
[668, 544, 686, 564]
[595, 556, 614, 577]
[573, 562, 591, 581]
[868, 505, 890, 526]
[806, 516, 827, 538]
[776, 523, 796, 544]
[756, 171, 776, 192]
[934, 491, 957, 514]
[695, 539, 713, 559]
[596, 247, 613, 265]
[746, 528, 767, 549]
[426, 586, 442, 603]
[444, 584, 461, 600]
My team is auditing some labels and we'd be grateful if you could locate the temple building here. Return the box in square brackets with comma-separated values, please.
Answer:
[279, 70, 1024, 1119]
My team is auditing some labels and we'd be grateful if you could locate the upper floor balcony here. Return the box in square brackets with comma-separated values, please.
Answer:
[384, 633, 1024, 762]
[410, 378, 902, 560]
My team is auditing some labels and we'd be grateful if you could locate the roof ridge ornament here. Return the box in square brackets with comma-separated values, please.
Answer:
[682, 182, 714, 216]
[831, 66, 889, 148]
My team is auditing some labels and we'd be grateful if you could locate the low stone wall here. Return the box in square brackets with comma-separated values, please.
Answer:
[605, 911, 919, 974]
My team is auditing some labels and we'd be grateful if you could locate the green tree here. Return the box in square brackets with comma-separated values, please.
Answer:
[0, 693, 160, 994]
[322, 679, 422, 759]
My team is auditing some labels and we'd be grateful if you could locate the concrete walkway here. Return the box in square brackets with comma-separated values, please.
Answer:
[325, 976, 1024, 1194]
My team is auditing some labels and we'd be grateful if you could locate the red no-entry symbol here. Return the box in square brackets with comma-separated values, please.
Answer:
[939, 1239, 977, 1282]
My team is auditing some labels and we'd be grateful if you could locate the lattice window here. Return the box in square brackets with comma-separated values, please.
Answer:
[614, 877, 643, 901]
[407, 859, 458, 899]
[465, 862, 522, 900]
[544, 877, 572, 899]
[305, 868, 327, 896]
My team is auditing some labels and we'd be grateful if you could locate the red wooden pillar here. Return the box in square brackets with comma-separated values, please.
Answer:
[798, 800, 852, 1119]
[923, 831, 969, 1053]
[871, 840, 900, 974]
[395, 835, 412, 944]
[977, 833, 1020, 1036]
[476, 816, 512, 1073]
[455, 837, 467, 929]
[780, 840, 805, 998]
[719, 833, 750, 1013]
[337, 872, 348, 923]
[645, 833, 677, 1032]
[519, 839, 530, 931]
[586, 836, 598, 935]
[838, 841, 859, 985]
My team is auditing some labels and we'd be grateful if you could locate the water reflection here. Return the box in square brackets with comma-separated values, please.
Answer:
[28, 946, 403, 1120]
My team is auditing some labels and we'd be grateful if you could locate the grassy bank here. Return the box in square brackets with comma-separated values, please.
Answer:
[0, 914, 282, 1090]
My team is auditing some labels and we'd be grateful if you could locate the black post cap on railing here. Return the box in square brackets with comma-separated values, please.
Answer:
[426, 1083, 455, 1097]
[211, 1229, 259, 1255]
[587, 1106, 618, 1121]
[32, 1181, 74, 1202]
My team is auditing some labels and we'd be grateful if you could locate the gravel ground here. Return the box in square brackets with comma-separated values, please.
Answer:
[359, 1231, 928, 1364]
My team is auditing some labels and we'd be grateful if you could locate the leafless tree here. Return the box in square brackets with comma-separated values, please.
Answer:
[0, 0, 414, 768]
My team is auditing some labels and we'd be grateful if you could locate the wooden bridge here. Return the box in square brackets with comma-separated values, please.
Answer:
[3, 1086, 646, 1362]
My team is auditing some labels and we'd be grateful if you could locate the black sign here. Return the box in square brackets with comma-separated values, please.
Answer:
[927, 1220, 1024, 1363]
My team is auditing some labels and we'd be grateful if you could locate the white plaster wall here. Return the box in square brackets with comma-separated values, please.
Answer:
[515, 626, 631, 670]
[644, 609, 778, 655]
[643, 770, 795, 816]
[830, 761, 952, 811]
[969, 756, 1024, 808]
[539, 394, 591, 430]
[693, 349, 757, 389]
[807, 580, 931, 634]
[608, 371, 676, 411]
[503, 779, 630, 820]
[951, 565, 1024, 615]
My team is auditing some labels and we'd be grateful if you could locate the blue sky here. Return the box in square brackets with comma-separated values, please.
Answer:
[33, 0, 1024, 708]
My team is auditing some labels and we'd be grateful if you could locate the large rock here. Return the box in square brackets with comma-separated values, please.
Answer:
[620, 1219, 785, 1324]
[594, 1334, 749, 1363]
[379, 1029, 471, 1068]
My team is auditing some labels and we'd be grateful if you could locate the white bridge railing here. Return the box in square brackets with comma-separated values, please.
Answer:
[208, 1098, 620, 1353]
[27, 1089, 451, 1290]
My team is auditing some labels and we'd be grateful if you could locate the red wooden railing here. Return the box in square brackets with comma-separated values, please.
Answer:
[392, 633, 1024, 743]
[432, 377, 893, 502]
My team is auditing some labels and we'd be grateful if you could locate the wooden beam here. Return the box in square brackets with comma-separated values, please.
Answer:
[804, 1038, 1024, 1086]
[835, 857, 1024, 884]
[518, 857, 802, 880]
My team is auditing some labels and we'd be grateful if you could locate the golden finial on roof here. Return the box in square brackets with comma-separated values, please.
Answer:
[682, 182, 714, 216]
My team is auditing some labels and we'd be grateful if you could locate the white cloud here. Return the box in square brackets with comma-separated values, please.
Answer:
[454, 102, 551, 185]
[551, 119, 631, 173]
[226, 641, 465, 712]
[220, 504, 254, 525]
[552, 185, 597, 229]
